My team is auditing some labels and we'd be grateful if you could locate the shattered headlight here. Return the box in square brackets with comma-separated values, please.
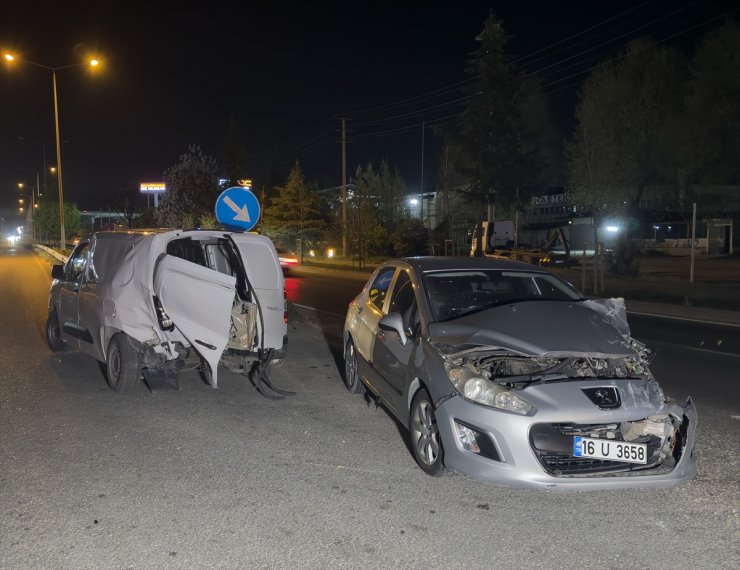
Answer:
[447, 365, 534, 415]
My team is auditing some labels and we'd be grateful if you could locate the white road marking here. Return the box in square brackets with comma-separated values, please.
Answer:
[291, 303, 346, 319]
[627, 310, 740, 328]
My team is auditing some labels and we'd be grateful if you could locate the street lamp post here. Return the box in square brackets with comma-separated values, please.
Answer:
[51, 69, 66, 247]
[4, 53, 99, 247]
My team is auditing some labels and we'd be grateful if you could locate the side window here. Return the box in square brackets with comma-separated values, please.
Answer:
[86, 240, 99, 282]
[67, 243, 90, 281]
[368, 267, 395, 311]
[166, 238, 207, 267]
[388, 270, 419, 334]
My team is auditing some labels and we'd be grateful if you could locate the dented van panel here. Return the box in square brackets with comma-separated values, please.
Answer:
[47, 229, 288, 396]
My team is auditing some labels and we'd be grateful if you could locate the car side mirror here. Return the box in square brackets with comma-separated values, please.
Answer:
[51, 264, 65, 280]
[379, 312, 407, 346]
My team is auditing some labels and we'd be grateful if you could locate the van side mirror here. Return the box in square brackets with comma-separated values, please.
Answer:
[379, 312, 407, 346]
[51, 264, 65, 280]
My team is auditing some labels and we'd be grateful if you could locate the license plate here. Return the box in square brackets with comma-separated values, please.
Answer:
[573, 436, 647, 464]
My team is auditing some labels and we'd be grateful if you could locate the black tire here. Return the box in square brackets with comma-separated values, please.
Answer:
[105, 333, 139, 392]
[45, 309, 64, 352]
[343, 339, 365, 394]
[409, 388, 445, 476]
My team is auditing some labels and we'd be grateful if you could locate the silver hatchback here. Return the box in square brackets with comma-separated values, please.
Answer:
[342, 257, 697, 490]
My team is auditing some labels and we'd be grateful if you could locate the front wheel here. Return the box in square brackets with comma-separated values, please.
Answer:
[106, 333, 139, 392]
[45, 309, 64, 352]
[343, 339, 365, 394]
[409, 388, 445, 476]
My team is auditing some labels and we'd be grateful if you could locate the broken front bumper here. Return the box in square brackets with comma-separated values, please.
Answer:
[435, 385, 698, 491]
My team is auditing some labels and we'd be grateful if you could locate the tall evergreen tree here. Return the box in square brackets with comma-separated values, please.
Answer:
[455, 14, 549, 216]
[220, 115, 249, 186]
[263, 162, 328, 256]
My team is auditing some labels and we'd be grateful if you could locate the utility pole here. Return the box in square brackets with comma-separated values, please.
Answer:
[420, 121, 425, 224]
[341, 118, 347, 257]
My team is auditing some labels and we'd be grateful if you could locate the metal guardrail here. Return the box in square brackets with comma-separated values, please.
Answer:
[33, 244, 69, 263]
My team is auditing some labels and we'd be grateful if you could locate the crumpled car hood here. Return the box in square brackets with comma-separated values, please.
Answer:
[427, 300, 633, 357]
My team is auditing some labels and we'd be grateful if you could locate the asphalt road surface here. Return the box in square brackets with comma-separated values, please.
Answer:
[2, 243, 738, 569]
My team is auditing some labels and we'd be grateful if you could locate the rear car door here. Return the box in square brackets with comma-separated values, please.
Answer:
[352, 266, 396, 364]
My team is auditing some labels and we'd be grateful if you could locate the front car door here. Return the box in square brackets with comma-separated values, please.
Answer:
[372, 268, 420, 412]
[57, 241, 91, 350]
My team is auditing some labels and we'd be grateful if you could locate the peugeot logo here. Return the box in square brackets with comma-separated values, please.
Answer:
[582, 387, 621, 409]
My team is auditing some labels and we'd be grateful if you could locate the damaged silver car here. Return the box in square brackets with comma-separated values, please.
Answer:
[46, 229, 290, 397]
[343, 257, 697, 490]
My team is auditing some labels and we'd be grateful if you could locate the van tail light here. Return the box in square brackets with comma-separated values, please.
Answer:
[153, 295, 174, 331]
[283, 286, 288, 324]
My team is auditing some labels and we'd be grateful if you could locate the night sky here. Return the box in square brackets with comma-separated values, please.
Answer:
[1, 0, 736, 213]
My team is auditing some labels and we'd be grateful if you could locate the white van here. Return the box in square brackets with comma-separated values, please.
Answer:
[46, 229, 288, 395]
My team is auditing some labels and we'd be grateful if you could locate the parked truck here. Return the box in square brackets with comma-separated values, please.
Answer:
[470, 220, 572, 267]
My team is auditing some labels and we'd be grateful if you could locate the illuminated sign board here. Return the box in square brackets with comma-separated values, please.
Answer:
[531, 191, 570, 206]
[140, 182, 166, 193]
[237, 179, 252, 189]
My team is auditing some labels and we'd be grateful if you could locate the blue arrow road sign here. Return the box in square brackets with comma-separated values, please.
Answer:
[215, 186, 260, 232]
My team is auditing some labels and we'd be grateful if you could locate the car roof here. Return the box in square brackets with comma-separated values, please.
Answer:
[399, 256, 548, 274]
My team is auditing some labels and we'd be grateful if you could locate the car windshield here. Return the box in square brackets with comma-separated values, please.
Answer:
[422, 269, 584, 321]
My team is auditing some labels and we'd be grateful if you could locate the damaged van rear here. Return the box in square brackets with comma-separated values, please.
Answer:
[46, 229, 288, 394]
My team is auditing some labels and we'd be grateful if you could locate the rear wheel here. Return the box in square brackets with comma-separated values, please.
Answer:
[343, 339, 365, 394]
[106, 333, 139, 392]
[409, 388, 445, 476]
[45, 309, 64, 352]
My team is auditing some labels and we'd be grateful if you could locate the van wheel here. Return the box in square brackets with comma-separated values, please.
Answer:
[45, 310, 64, 352]
[106, 334, 139, 392]
[343, 339, 365, 394]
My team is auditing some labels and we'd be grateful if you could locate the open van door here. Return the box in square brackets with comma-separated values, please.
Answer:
[154, 254, 235, 387]
[229, 233, 286, 352]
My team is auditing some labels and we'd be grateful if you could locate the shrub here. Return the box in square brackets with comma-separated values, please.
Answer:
[606, 236, 640, 276]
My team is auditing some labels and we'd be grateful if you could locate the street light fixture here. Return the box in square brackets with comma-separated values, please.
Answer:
[4, 51, 100, 247]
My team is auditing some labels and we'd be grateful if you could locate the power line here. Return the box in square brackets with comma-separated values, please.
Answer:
[539, 5, 739, 93]
[351, 95, 474, 128]
[340, 1, 663, 120]
[352, 113, 464, 139]
[248, 118, 335, 158]
[340, 77, 477, 117]
[248, 2, 735, 161]
[528, 1, 702, 78]
[510, 0, 654, 67]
